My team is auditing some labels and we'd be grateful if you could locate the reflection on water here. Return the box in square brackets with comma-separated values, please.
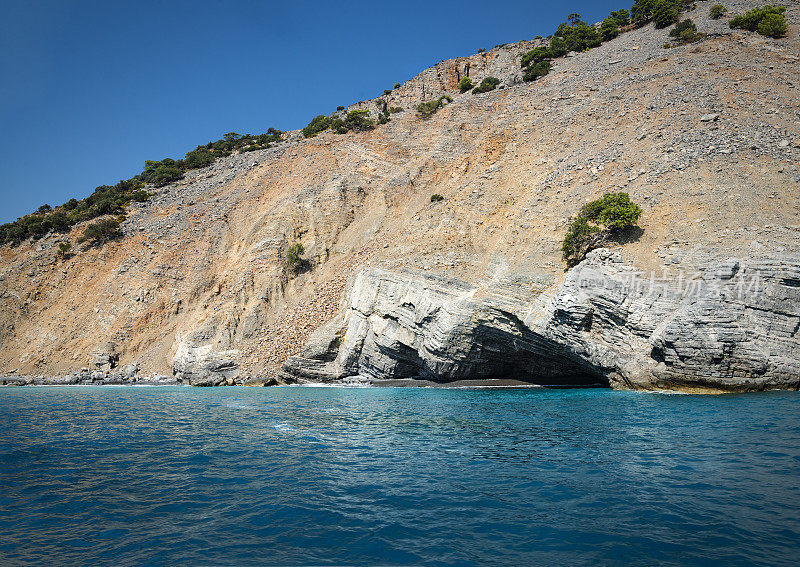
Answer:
[1, 386, 799, 566]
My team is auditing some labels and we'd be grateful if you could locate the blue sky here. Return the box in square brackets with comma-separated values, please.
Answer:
[0, 0, 623, 224]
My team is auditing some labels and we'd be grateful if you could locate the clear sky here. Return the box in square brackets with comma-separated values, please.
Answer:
[0, 0, 623, 224]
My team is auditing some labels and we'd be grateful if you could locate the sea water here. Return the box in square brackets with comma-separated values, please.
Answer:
[1, 386, 799, 566]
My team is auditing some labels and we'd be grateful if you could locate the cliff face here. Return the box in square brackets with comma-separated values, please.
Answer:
[281, 249, 800, 392]
[1, 0, 799, 390]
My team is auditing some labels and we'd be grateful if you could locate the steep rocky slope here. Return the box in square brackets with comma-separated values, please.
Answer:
[1, 0, 798, 390]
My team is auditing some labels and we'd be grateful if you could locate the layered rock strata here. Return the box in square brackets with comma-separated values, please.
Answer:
[282, 249, 800, 392]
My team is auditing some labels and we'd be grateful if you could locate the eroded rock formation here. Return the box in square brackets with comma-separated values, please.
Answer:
[282, 249, 800, 391]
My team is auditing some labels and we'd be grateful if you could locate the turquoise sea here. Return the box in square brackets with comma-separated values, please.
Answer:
[1, 386, 799, 566]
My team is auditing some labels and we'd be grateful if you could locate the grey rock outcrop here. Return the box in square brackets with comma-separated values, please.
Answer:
[172, 343, 240, 386]
[89, 342, 119, 371]
[282, 250, 800, 392]
[122, 362, 139, 379]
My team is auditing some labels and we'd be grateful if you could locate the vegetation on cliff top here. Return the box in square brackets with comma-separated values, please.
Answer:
[519, 9, 628, 83]
[5, 1, 789, 250]
[303, 110, 377, 137]
[729, 5, 787, 37]
[562, 193, 642, 266]
[0, 128, 284, 247]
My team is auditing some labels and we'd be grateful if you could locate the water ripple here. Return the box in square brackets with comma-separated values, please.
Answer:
[1, 387, 799, 566]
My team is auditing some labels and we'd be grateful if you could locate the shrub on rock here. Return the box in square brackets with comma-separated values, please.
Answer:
[523, 60, 551, 81]
[416, 96, 453, 118]
[142, 159, 184, 187]
[652, 0, 680, 28]
[472, 77, 500, 94]
[57, 241, 71, 258]
[458, 77, 474, 93]
[521, 46, 552, 68]
[610, 9, 630, 26]
[710, 4, 727, 19]
[330, 110, 375, 134]
[184, 147, 216, 169]
[669, 19, 702, 43]
[302, 115, 333, 138]
[729, 5, 786, 36]
[600, 17, 620, 40]
[757, 12, 788, 38]
[79, 218, 123, 244]
[286, 243, 305, 272]
[562, 192, 642, 266]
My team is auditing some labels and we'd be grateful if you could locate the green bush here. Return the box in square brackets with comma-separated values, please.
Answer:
[389, 106, 404, 114]
[307, 111, 375, 135]
[394, 83, 401, 89]
[478, 48, 485, 53]
[521, 46, 552, 68]
[653, 0, 680, 28]
[458, 76, 474, 93]
[555, 19, 602, 51]
[79, 218, 123, 244]
[416, 95, 452, 118]
[430, 194, 444, 202]
[631, 0, 658, 23]
[337, 105, 345, 111]
[384, 89, 392, 95]
[302, 115, 333, 137]
[600, 17, 621, 40]
[523, 60, 551, 81]
[710, 4, 727, 18]
[729, 5, 785, 32]
[142, 160, 184, 187]
[631, 0, 686, 25]
[57, 241, 71, 258]
[562, 216, 601, 266]
[472, 77, 500, 94]
[611, 9, 630, 25]
[562, 192, 642, 265]
[669, 18, 702, 43]
[341, 110, 375, 133]
[286, 243, 305, 271]
[758, 12, 788, 37]
[580, 192, 642, 230]
[184, 147, 216, 169]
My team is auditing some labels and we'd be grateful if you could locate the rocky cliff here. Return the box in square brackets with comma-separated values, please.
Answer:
[282, 249, 800, 391]
[1, 0, 799, 390]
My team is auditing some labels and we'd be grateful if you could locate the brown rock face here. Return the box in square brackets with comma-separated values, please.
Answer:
[1, 0, 799, 387]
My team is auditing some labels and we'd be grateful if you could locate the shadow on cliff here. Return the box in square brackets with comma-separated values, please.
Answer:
[609, 226, 644, 246]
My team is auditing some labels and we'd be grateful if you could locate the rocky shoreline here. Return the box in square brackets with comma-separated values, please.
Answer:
[281, 249, 800, 393]
[0, 374, 283, 387]
[6, 246, 799, 394]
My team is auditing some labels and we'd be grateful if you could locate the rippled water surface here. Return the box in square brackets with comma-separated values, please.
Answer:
[1, 386, 799, 566]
